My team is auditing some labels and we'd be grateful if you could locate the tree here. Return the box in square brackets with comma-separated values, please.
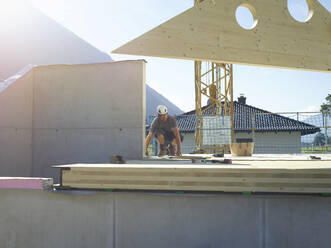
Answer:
[320, 94, 331, 113]
[313, 132, 331, 146]
[314, 132, 325, 146]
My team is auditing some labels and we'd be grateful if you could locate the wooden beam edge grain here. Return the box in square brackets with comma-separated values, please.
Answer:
[61, 183, 331, 193]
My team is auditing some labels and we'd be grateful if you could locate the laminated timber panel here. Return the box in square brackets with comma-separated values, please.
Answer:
[113, 0, 331, 72]
[57, 161, 331, 193]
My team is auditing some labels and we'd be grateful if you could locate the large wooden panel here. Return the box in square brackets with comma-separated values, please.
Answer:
[113, 0, 331, 72]
[57, 161, 331, 193]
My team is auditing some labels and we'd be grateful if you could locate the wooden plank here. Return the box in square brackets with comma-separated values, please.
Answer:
[142, 154, 331, 162]
[58, 160, 331, 193]
[146, 154, 213, 160]
[63, 179, 331, 189]
[63, 174, 331, 184]
[62, 182, 331, 193]
[56, 159, 331, 169]
[63, 183, 331, 193]
[63, 169, 331, 183]
[64, 168, 331, 175]
[58, 161, 331, 174]
[64, 168, 331, 177]
[113, 0, 331, 72]
[63, 170, 331, 178]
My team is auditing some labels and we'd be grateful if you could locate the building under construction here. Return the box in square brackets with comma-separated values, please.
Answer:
[0, 0, 331, 247]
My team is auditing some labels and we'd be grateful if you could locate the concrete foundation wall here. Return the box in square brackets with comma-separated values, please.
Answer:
[0, 61, 146, 181]
[0, 71, 34, 176]
[0, 189, 331, 248]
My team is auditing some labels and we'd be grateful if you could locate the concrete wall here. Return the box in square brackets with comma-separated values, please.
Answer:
[0, 70, 34, 176]
[235, 132, 301, 154]
[253, 132, 301, 154]
[0, 61, 146, 181]
[1, 188, 331, 248]
[32, 61, 146, 181]
[181, 131, 301, 154]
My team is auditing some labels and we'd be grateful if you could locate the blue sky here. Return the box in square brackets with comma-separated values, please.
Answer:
[29, 0, 331, 113]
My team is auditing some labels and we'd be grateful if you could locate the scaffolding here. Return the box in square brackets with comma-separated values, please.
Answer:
[194, 61, 234, 153]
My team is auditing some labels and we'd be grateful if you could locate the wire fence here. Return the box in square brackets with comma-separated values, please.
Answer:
[146, 111, 331, 155]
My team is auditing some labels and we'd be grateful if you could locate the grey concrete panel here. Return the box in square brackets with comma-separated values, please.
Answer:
[0, 70, 33, 128]
[0, 61, 146, 179]
[116, 194, 263, 248]
[0, 189, 114, 248]
[0, 128, 32, 176]
[32, 61, 145, 179]
[265, 196, 331, 248]
[33, 62, 145, 129]
[0, 70, 33, 177]
[32, 127, 143, 182]
[1, 190, 331, 248]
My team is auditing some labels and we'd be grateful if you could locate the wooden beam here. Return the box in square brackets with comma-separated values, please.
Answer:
[113, 0, 331, 72]
[56, 162, 331, 193]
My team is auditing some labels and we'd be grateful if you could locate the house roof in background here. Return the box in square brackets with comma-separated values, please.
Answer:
[147, 102, 320, 136]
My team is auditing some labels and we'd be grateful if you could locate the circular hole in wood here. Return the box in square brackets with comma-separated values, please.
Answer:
[287, 0, 313, 22]
[235, 4, 258, 30]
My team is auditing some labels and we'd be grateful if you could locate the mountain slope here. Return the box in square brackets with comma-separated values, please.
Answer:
[146, 85, 184, 118]
[0, 1, 112, 81]
[0, 0, 184, 116]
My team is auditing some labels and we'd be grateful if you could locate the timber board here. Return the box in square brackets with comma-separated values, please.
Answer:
[55, 160, 331, 193]
[113, 0, 331, 72]
[144, 154, 331, 162]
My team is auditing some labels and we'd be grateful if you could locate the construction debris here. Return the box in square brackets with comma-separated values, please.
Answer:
[109, 155, 126, 164]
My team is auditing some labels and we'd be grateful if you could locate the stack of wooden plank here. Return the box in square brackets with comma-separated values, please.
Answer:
[55, 160, 331, 193]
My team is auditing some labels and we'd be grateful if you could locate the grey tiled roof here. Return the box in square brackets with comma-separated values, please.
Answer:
[155, 102, 320, 136]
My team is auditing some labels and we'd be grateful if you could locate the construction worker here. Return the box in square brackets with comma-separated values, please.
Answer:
[145, 105, 182, 156]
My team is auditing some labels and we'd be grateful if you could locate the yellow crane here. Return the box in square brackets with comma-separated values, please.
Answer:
[194, 61, 234, 154]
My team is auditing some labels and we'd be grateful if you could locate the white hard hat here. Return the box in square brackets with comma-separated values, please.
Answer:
[157, 105, 168, 115]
